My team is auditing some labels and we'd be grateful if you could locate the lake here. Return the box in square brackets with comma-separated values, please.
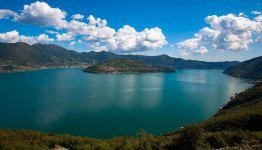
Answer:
[0, 69, 252, 138]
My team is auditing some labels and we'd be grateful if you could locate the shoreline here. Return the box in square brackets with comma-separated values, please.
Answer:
[0, 65, 89, 73]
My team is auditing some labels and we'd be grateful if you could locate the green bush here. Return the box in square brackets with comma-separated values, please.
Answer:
[204, 133, 227, 148]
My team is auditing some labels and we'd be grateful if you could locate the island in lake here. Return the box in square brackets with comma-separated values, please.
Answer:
[83, 59, 176, 73]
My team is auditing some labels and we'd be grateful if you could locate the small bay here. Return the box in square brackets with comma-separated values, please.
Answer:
[0, 69, 252, 138]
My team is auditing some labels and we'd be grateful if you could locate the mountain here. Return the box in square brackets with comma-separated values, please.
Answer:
[0, 42, 84, 66]
[223, 56, 262, 80]
[0, 42, 238, 72]
[0, 83, 261, 149]
[83, 59, 175, 73]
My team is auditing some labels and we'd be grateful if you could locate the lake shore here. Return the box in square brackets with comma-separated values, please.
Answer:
[0, 65, 89, 73]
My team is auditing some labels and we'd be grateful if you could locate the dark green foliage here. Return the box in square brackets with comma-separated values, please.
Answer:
[0, 130, 113, 150]
[171, 126, 209, 150]
[223, 56, 262, 80]
[204, 132, 227, 148]
[203, 130, 262, 149]
[1, 65, 15, 71]
[83, 59, 175, 73]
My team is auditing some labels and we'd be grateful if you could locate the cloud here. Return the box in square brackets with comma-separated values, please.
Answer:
[84, 27, 117, 51]
[0, 30, 54, 44]
[256, 36, 262, 42]
[134, 27, 167, 51]
[71, 14, 84, 20]
[114, 25, 167, 52]
[251, 11, 262, 15]
[87, 15, 107, 26]
[56, 33, 74, 41]
[177, 38, 199, 50]
[14, 1, 67, 27]
[0, 1, 166, 53]
[45, 30, 59, 35]
[87, 25, 167, 52]
[37, 34, 54, 43]
[238, 12, 246, 17]
[177, 13, 262, 55]
[193, 46, 208, 55]
[0, 30, 20, 43]
[0, 9, 17, 19]
[114, 25, 138, 51]
[74, 19, 166, 52]
[179, 50, 190, 57]
[69, 41, 76, 46]
[255, 15, 262, 33]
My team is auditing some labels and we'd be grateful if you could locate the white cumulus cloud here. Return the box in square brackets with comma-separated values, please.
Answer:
[87, 15, 107, 27]
[256, 36, 262, 42]
[193, 46, 208, 55]
[71, 14, 84, 20]
[69, 41, 76, 46]
[177, 13, 262, 56]
[56, 33, 74, 41]
[0, 9, 17, 19]
[0, 1, 167, 53]
[114, 25, 167, 52]
[251, 11, 262, 15]
[177, 38, 199, 50]
[0, 30, 54, 44]
[14, 1, 67, 27]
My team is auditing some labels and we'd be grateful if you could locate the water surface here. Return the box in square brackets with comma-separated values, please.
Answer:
[0, 69, 252, 138]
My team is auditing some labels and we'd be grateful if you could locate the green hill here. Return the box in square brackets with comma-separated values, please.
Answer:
[0, 42, 238, 72]
[83, 59, 175, 73]
[223, 56, 262, 80]
[0, 83, 261, 149]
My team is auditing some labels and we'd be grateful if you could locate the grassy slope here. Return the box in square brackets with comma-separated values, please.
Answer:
[0, 84, 261, 150]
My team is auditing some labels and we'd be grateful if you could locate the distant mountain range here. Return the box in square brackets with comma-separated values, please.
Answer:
[0, 42, 239, 72]
[223, 56, 262, 80]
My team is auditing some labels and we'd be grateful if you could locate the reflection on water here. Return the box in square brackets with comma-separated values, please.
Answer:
[0, 69, 252, 138]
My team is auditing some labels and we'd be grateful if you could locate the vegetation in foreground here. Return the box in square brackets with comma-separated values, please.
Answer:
[0, 83, 261, 149]
[83, 59, 175, 73]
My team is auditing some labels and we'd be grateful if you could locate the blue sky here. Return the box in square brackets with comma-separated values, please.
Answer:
[0, 0, 261, 61]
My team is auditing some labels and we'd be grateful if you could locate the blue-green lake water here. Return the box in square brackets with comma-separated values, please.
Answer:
[0, 69, 252, 138]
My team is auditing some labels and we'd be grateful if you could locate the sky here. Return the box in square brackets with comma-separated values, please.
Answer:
[0, 0, 261, 61]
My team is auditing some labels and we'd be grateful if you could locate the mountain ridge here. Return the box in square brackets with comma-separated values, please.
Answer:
[0, 42, 239, 72]
[223, 56, 262, 80]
